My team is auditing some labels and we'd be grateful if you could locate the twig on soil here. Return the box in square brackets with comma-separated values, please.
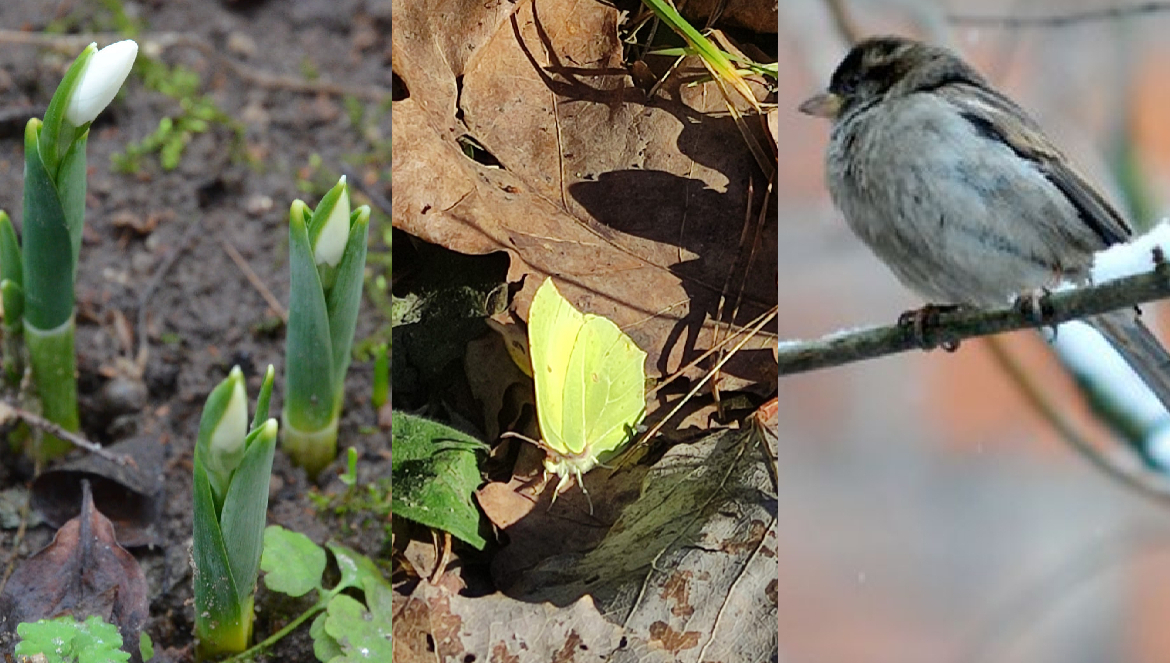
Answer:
[0, 401, 132, 465]
[0, 30, 389, 102]
[220, 237, 288, 322]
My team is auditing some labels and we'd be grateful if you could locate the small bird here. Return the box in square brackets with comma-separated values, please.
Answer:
[800, 35, 1170, 408]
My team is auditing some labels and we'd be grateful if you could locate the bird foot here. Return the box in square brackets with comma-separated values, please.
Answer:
[897, 304, 962, 352]
[1013, 288, 1054, 327]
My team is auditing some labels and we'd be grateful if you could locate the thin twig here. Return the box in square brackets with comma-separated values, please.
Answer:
[947, 2, 1170, 28]
[776, 266, 1170, 377]
[638, 306, 777, 445]
[0, 401, 132, 465]
[646, 305, 776, 399]
[824, 0, 866, 45]
[220, 237, 288, 323]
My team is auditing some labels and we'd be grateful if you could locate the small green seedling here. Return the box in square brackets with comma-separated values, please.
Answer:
[219, 525, 389, 662]
[111, 59, 242, 173]
[339, 447, 359, 488]
[15, 614, 154, 663]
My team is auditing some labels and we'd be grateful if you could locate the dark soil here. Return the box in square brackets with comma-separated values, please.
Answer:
[0, 1, 390, 661]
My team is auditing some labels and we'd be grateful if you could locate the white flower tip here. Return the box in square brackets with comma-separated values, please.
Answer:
[209, 367, 248, 461]
[313, 184, 351, 268]
[65, 39, 138, 125]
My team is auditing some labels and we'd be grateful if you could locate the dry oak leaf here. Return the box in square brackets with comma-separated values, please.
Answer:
[391, 0, 778, 389]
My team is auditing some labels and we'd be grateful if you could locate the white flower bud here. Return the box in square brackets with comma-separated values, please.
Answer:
[207, 367, 248, 479]
[313, 176, 350, 268]
[65, 40, 138, 126]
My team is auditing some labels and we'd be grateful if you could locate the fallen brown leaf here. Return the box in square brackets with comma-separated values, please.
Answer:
[392, 0, 777, 394]
[0, 480, 149, 658]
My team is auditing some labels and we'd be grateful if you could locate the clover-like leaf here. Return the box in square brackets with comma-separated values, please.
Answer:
[327, 542, 388, 595]
[310, 611, 344, 662]
[261, 525, 327, 598]
[15, 615, 130, 663]
[322, 589, 391, 662]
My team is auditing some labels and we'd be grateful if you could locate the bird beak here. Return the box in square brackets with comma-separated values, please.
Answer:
[798, 91, 842, 119]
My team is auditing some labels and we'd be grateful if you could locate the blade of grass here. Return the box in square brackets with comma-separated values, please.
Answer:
[640, 0, 758, 109]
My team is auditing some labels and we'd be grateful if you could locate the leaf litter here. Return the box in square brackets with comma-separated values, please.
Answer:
[392, 0, 779, 660]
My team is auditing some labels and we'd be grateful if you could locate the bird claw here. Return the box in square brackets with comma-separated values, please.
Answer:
[1013, 288, 1053, 328]
[897, 304, 961, 351]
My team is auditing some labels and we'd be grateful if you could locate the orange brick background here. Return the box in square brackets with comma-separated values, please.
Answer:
[775, 2, 1170, 662]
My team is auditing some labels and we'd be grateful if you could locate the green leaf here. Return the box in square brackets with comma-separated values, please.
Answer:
[326, 541, 389, 594]
[192, 453, 247, 654]
[251, 364, 275, 431]
[391, 412, 488, 549]
[261, 525, 327, 598]
[0, 211, 22, 288]
[15, 615, 130, 663]
[1, 279, 23, 332]
[310, 612, 344, 662]
[22, 119, 76, 330]
[218, 419, 278, 608]
[285, 200, 336, 431]
[57, 129, 89, 268]
[139, 631, 155, 661]
[325, 208, 370, 400]
[38, 43, 94, 176]
[322, 592, 392, 662]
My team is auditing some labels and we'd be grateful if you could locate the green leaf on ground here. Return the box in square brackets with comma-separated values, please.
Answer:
[261, 525, 328, 597]
[15, 615, 130, 663]
[322, 587, 392, 662]
[391, 412, 488, 549]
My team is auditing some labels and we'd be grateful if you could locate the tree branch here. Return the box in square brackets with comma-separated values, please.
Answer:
[947, 2, 1170, 28]
[777, 264, 1170, 376]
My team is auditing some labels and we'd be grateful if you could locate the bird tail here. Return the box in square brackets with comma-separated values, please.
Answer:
[1086, 310, 1170, 411]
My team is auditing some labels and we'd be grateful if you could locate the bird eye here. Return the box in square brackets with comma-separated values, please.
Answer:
[837, 75, 859, 95]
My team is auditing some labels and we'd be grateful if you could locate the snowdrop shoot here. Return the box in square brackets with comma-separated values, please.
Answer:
[283, 176, 371, 476]
[4, 40, 137, 460]
[192, 365, 279, 657]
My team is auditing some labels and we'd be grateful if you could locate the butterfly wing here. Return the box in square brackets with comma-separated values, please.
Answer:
[528, 278, 647, 475]
[564, 312, 646, 462]
[528, 278, 585, 456]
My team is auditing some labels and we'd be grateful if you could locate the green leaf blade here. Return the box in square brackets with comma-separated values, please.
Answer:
[391, 412, 487, 549]
[22, 119, 75, 330]
[325, 208, 370, 402]
[218, 420, 278, 606]
[285, 204, 336, 431]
